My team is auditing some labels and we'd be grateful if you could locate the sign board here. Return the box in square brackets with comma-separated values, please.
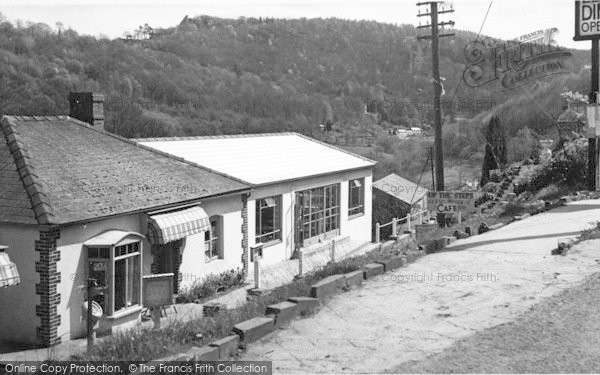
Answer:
[575, 0, 600, 40]
[143, 273, 173, 307]
[415, 223, 437, 244]
[427, 191, 477, 214]
[587, 104, 600, 137]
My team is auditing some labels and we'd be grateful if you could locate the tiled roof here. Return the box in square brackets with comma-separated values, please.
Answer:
[0, 116, 250, 225]
[135, 133, 376, 186]
[372, 173, 427, 205]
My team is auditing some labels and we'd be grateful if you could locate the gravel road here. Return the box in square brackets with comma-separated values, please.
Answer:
[239, 200, 600, 373]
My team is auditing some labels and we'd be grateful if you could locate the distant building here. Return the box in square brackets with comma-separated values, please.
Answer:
[388, 127, 423, 139]
[372, 173, 428, 211]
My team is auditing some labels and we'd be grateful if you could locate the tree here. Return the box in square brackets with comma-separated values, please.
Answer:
[486, 115, 506, 165]
[480, 115, 506, 185]
[508, 127, 539, 163]
[480, 143, 498, 186]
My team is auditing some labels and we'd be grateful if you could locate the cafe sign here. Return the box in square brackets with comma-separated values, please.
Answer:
[575, 1, 600, 40]
[427, 191, 477, 214]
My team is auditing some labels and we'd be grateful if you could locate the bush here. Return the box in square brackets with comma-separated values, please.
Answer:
[524, 138, 587, 193]
[500, 202, 528, 218]
[578, 221, 600, 242]
[179, 269, 245, 303]
[534, 184, 564, 201]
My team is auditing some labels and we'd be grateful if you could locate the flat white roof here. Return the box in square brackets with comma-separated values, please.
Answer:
[137, 133, 375, 186]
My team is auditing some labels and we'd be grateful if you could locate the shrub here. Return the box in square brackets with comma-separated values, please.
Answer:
[500, 202, 528, 218]
[578, 222, 600, 242]
[524, 138, 587, 193]
[179, 268, 245, 303]
[534, 184, 564, 201]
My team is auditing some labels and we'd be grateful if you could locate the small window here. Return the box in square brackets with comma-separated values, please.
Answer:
[205, 216, 221, 261]
[256, 195, 282, 244]
[348, 178, 365, 217]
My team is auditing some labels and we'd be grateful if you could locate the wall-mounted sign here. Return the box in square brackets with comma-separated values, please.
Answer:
[587, 104, 600, 137]
[143, 273, 173, 307]
[575, 1, 600, 41]
[427, 191, 477, 213]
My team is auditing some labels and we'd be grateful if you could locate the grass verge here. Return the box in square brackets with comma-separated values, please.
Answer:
[71, 242, 413, 361]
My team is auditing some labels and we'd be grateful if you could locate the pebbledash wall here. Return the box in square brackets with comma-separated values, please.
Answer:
[0, 223, 41, 344]
[248, 167, 373, 267]
[0, 193, 247, 345]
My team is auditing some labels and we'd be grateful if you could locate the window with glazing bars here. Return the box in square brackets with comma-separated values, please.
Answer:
[256, 195, 282, 244]
[299, 183, 340, 240]
[348, 178, 365, 217]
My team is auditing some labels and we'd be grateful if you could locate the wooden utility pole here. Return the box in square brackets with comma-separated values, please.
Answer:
[589, 39, 599, 191]
[430, 146, 435, 189]
[417, 1, 454, 192]
[574, 1, 600, 191]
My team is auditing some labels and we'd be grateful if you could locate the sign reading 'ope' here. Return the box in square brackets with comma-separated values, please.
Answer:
[575, 0, 600, 40]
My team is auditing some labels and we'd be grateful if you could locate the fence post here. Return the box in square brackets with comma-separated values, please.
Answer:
[407, 214, 412, 232]
[254, 256, 260, 289]
[251, 244, 263, 289]
[331, 239, 336, 263]
[419, 210, 423, 224]
[375, 222, 380, 243]
[298, 249, 304, 276]
[391, 218, 397, 239]
[458, 211, 462, 224]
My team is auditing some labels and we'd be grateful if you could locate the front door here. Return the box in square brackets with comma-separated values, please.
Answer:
[156, 239, 183, 294]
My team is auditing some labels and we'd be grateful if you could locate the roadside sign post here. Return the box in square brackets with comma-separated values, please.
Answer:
[143, 273, 174, 330]
[575, 0, 600, 191]
[427, 191, 477, 227]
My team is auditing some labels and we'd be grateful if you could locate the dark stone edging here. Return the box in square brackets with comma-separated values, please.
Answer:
[147, 243, 425, 364]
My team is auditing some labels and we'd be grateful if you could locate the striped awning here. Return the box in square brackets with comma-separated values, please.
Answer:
[148, 206, 210, 245]
[0, 251, 20, 288]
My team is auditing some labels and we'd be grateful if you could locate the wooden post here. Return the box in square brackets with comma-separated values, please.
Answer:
[331, 239, 336, 263]
[407, 214, 412, 232]
[589, 39, 599, 191]
[391, 217, 397, 238]
[250, 244, 263, 288]
[458, 211, 462, 224]
[299, 249, 303, 276]
[254, 254, 260, 289]
[152, 307, 161, 329]
[86, 279, 95, 350]
[375, 222, 381, 243]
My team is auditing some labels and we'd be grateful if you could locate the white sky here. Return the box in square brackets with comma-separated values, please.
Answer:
[0, 0, 588, 50]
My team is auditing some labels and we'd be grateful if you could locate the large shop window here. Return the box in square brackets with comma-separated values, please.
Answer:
[297, 183, 340, 243]
[256, 196, 282, 244]
[84, 231, 144, 316]
[348, 178, 365, 217]
[205, 215, 222, 261]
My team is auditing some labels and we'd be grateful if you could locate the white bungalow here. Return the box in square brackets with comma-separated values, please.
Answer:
[137, 133, 376, 268]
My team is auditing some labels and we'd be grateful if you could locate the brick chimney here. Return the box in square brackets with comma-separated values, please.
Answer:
[69, 92, 105, 129]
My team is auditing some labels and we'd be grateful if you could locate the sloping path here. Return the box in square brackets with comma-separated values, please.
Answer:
[239, 200, 600, 373]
